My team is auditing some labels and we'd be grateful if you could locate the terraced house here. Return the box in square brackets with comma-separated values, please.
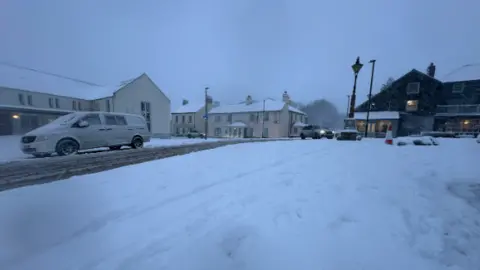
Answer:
[171, 97, 216, 135]
[207, 91, 307, 138]
[0, 66, 171, 137]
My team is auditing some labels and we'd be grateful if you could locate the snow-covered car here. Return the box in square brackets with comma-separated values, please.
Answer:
[186, 130, 205, 139]
[477, 134, 480, 143]
[396, 136, 439, 146]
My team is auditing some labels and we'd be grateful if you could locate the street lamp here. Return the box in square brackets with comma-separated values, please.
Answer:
[204, 87, 209, 140]
[346, 95, 351, 117]
[364, 59, 376, 138]
[348, 57, 363, 119]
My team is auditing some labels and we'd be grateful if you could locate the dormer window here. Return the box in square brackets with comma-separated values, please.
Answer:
[452, 83, 464, 93]
[406, 82, 420, 94]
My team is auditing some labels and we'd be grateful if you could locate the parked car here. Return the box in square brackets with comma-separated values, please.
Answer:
[477, 134, 480, 144]
[300, 125, 334, 139]
[20, 112, 151, 158]
[336, 129, 362, 141]
[187, 129, 205, 139]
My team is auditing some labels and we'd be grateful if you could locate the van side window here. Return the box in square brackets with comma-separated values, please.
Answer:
[115, 116, 127, 125]
[105, 115, 117, 125]
[82, 114, 102, 125]
[125, 115, 145, 125]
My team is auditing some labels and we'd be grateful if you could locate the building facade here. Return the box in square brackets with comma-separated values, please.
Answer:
[0, 72, 171, 137]
[171, 98, 214, 136]
[354, 63, 480, 137]
[207, 91, 307, 138]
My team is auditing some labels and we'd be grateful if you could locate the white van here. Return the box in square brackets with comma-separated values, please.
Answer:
[20, 111, 151, 157]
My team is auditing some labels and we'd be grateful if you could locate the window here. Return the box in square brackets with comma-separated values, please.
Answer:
[293, 127, 298, 133]
[72, 101, 77, 110]
[188, 115, 193, 123]
[18, 94, 25, 105]
[147, 122, 151, 131]
[406, 82, 420, 94]
[452, 83, 464, 93]
[263, 128, 269, 137]
[115, 115, 127, 125]
[48, 98, 54, 108]
[78, 102, 82, 111]
[125, 115, 146, 125]
[55, 98, 60, 108]
[176, 128, 180, 134]
[106, 100, 111, 112]
[263, 112, 269, 121]
[27, 95, 33, 106]
[215, 128, 221, 136]
[81, 114, 102, 125]
[215, 115, 221, 122]
[250, 114, 255, 122]
[175, 115, 179, 123]
[182, 115, 185, 123]
[105, 115, 117, 125]
[227, 114, 232, 122]
[406, 100, 418, 112]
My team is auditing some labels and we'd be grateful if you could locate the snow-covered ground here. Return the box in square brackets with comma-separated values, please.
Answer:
[0, 135, 221, 163]
[0, 139, 479, 270]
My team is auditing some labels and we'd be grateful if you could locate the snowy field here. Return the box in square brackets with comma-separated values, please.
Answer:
[0, 135, 221, 163]
[0, 139, 479, 270]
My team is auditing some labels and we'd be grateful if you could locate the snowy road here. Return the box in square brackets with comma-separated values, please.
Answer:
[0, 139, 479, 270]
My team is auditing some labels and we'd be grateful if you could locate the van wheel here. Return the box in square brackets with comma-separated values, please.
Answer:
[131, 136, 144, 149]
[56, 139, 79, 156]
[300, 134, 306, 140]
[109, 146, 122, 151]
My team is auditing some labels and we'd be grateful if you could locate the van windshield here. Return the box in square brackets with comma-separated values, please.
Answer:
[50, 113, 78, 125]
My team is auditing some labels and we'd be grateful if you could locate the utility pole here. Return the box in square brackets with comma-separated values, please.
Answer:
[346, 95, 351, 117]
[364, 59, 376, 138]
[204, 87, 209, 140]
[262, 99, 266, 138]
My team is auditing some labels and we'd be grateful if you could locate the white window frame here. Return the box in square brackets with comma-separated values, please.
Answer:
[452, 83, 464, 94]
[406, 82, 420, 94]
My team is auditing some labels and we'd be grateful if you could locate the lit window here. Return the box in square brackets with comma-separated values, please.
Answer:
[406, 100, 418, 111]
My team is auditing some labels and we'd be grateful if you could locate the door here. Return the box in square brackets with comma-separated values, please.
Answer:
[73, 113, 106, 150]
[0, 112, 12, 135]
[103, 114, 131, 146]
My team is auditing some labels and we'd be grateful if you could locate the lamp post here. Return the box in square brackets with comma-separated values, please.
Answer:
[346, 95, 351, 117]
[348, 57, 363, 119]
[364, 59, 376, 138]
[204, 87, 209, 140]
[262, 99, 266, 138]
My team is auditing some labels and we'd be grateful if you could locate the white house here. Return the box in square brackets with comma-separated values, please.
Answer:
[207, 91, 307, 138]
[171, 97, 215, 135]
[0, 66, 171, 137]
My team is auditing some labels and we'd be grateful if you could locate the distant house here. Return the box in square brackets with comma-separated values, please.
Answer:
[0, 66, 171, 137]
[355, 63, 480, 137]
[171, 98, 214, 135]
[207, 91, 307, 138]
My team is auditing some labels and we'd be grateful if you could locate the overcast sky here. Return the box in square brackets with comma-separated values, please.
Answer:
[0, 0, 478, 111]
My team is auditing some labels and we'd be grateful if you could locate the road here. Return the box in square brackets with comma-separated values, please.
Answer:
[0, 139, 479, 270]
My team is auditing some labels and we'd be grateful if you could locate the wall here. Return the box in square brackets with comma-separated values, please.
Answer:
[113, 75, 171, 137]
[398, 115, 434, 136]
[0, 86, 91, 112]
[172, 113, 196, 135]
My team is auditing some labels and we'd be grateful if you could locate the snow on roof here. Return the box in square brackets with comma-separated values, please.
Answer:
[229, 122, 247, 127]
[173, 103, 204, 114]
[354, 111, 400, 120]
[209, 99, 306, 115]
[0, 64, 138, 100]
[442, 64, 480, 82]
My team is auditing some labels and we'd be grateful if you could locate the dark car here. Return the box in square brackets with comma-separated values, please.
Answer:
[300, 125, 334, 139]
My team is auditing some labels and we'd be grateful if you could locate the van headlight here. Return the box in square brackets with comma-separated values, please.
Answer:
[35, 135, 48, 142]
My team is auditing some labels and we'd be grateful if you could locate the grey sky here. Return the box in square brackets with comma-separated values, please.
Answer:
[0, 0, 479, 111]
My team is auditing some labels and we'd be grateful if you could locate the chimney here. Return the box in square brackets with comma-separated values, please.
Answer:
[427, 62, 436, 77]
[245, 95, 253, 105]
[182, 99, 189, 105]
[282, 91, 290, 104]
